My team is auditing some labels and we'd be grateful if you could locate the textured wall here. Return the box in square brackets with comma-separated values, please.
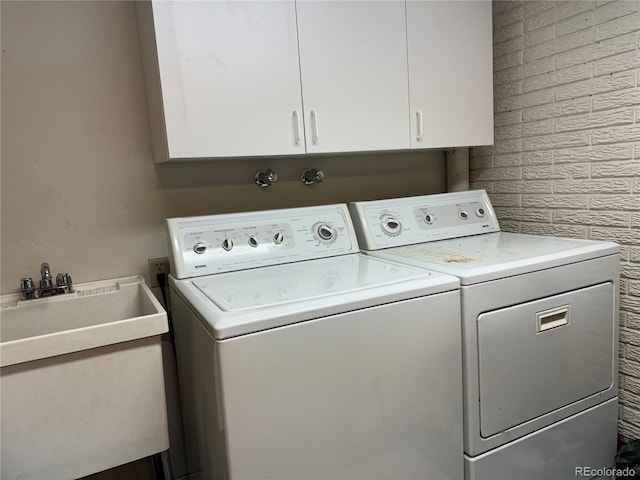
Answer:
[470, 0, 640, 439]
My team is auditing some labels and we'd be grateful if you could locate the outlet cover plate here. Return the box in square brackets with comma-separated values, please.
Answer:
[148, 256, 170, 288]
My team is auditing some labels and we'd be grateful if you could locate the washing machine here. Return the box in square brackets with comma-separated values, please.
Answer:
[349, 190, 620, 480]
[166, 204, 463, 480]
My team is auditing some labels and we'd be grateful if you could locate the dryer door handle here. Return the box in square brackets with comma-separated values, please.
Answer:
[536, 305, 570, 333]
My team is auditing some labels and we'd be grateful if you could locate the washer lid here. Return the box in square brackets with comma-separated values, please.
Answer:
[192, 253, 442, 312]
[373, 232, 619, 285]
[172, 252, 459, 339]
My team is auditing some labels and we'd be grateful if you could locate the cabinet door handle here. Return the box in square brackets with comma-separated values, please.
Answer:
[310, 109, 319, 144]
[416, 110, 423, 141]
[292, 110, 301, 145]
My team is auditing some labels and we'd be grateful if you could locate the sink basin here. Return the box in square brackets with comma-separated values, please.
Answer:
[1, 276, 167, 367]
[1, 275, 170, 479]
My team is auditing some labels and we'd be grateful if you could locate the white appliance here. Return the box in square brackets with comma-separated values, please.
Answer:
[166, 204, 464, 480]
[349, 190, 620, 480]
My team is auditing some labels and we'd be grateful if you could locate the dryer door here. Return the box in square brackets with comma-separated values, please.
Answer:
[477, 282, 614, 437]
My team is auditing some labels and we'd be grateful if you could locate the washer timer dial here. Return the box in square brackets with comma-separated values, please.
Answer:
[380, 215, 402, 236]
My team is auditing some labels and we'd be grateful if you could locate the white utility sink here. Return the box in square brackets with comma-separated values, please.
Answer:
[1, 276, 170, 480]
[1, 275, 167, 367]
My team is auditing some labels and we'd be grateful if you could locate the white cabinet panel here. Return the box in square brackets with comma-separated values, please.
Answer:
[407, 1, 494, 148]
[296, 1, 410, 154]
[148, 1, 304, 160]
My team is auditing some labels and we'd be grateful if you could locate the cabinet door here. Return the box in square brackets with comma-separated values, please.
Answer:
[150, 1, 304, 159]
[296, 1, 410, 154]
[407, 1, 494, 148]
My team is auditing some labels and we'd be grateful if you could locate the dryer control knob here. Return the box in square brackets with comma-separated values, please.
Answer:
[381, 215, 402, 236]
[221, 238, 234, 251]
[458, 211, 469, 220]
[316, 223, 336, 242]
[194, 242, 207, 255]
[424, 214, 435, 225]
[273, 232, 285, 244]
[248, 236, 259, 248]
[475, 208, 486, 218]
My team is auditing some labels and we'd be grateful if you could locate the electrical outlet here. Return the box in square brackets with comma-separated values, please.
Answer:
[148, 256, 170, 288]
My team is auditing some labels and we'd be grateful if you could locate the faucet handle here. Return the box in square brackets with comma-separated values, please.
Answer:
[56, 273, 73, 288]
[300, 168, 325, 185]
[254, 169, 278, 188]
[20, 277, 37, 300]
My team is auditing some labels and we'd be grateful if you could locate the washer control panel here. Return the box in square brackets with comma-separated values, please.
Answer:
[349, 190, 500, 250]
[167, 204, 359, 278]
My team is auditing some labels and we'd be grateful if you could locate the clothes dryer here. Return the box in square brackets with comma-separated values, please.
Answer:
[167, 204, 463, 480]
[350, 190, 619, 480]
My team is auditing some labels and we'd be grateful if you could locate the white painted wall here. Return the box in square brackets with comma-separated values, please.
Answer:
[0, 1, 445, 294]
[470, 0, 640, 439]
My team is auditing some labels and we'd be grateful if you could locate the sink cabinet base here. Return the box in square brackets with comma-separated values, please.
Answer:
[1, 336, 169, 480]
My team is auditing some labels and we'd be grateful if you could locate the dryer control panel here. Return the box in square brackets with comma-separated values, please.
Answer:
[167, 204, 359, 278]
[349, 190, 500, 250]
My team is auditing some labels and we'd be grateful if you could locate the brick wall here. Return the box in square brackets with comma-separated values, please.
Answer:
[470, 0, 640, 439]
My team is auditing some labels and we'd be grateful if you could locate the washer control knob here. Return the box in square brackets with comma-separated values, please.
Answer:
[193, 242, 207, 255]
[381, 215, 402, 236]
[475, 208, 486, 218]
[273, 232, 285, 244]
[221, 238, 233, 251]
[316, 223, 336, 242]
[458, 211, 469, 220]
[424, 214, 434, 225]
[248, 236, 259, 248]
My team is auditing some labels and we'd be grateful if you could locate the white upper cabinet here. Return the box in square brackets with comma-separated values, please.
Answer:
[295, 1, 410, 153]
[137, 1, 494, 162]
[138, 1, 305, 161]
[407, 1, 494, 148]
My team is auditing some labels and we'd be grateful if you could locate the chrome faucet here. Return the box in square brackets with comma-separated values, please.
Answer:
[20, 262, 74, 300]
